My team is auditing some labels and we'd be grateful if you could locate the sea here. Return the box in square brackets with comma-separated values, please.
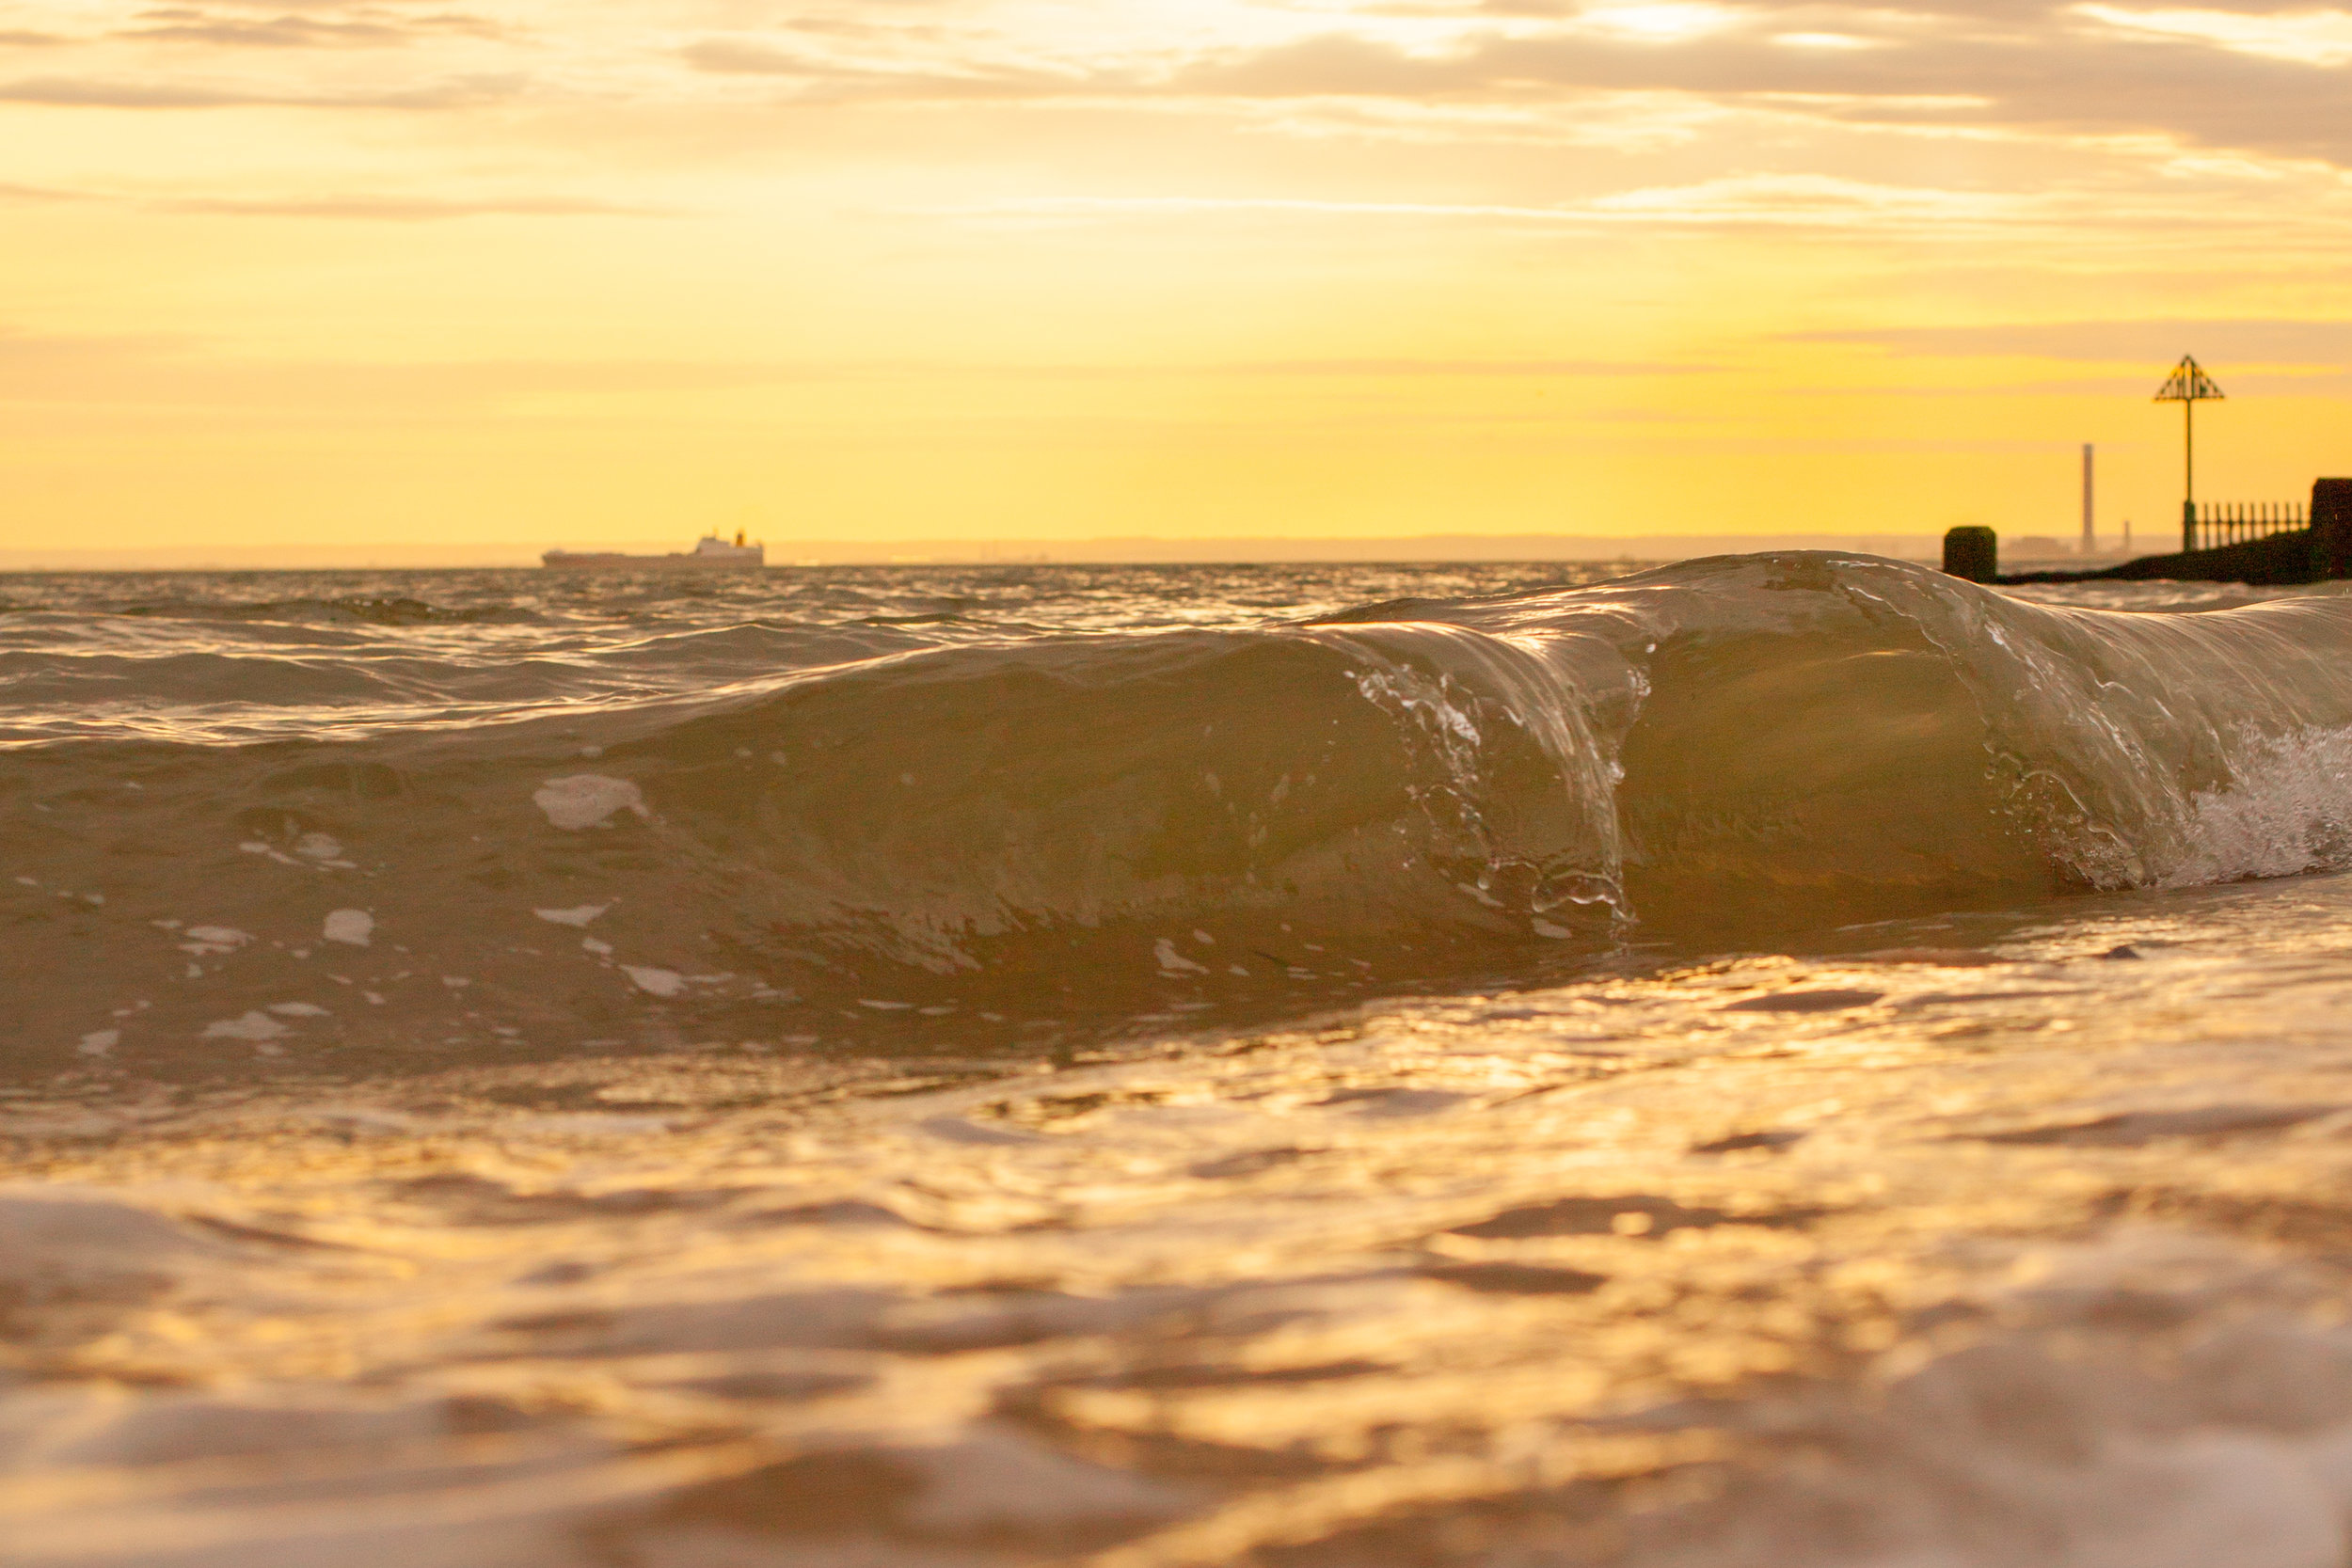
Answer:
[8, 556, 2352, 1568]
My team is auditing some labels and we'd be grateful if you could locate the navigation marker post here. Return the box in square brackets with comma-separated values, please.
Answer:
[2153, 355, 2225, 551]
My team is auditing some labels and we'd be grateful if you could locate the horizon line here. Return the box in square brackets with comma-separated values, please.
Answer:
[0, 528, 2153, 572]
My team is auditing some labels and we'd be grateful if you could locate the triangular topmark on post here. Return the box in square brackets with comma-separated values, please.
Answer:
[2153, 354, 2225, 404]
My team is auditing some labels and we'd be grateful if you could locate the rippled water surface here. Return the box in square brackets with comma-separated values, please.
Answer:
[9, 559, 2352, 1568]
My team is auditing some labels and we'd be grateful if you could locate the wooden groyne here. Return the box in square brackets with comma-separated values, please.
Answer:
[1947, 479, 2352, 586]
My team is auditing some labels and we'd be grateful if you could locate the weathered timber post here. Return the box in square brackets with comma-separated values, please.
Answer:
[2312, 478, 2352, 579]
[1944, 526, 1997, 582]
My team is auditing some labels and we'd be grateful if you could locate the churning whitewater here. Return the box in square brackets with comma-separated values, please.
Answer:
[12, 557, 2352, 1568]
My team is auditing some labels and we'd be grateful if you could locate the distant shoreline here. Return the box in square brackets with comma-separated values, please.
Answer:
[0, 534, 2166, 572]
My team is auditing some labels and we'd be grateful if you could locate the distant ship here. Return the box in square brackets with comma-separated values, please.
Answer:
[542, 531, 766, 570]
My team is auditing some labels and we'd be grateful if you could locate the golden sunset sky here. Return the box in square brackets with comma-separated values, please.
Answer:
[3, 0, 2348, 557]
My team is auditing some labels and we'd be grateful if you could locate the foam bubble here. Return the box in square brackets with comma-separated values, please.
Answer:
[533, 775, 648, 831]
[1154, 938, 1208, 975]
[533, 905, 608, 927]
[322, 909, 373, 946]
[623, 965, 685, 997]
[182, 927, 252, 955]
[201, 1011, 290, 1041]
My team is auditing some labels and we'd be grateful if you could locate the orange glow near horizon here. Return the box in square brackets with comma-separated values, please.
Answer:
[2, 0, 2348, 560]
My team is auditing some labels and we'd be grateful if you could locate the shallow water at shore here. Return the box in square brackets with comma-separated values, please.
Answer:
[9, 559, 2352, 1566]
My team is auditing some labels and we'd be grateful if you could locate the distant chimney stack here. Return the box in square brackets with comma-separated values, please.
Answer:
[2081, 443, 2094, 554]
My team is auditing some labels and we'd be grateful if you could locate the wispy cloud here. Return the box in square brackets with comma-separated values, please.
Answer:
[1156, 20, 2352, 163]
[913, 177, 2056, 233]
[6, 0, 2350, 172]
[0, 71, 522, 108]
[1795, 319, 2352, 364]
[0, 332, 1714, 410]
[1587, 172, 2030, 226]
[913, 194, 1604, 223]
[0, 335, 854, 410]
[154, 192, 666, 218]
[0, 176, 661, 219]
[117, 5, 505, 50]
[677, 38, 810, 77]
[987, 357, 1717, 378]
[2070, 4, 2352, 66]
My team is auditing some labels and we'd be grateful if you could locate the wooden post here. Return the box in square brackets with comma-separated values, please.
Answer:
[2312, 479, 2352, 579]
[1943, 527, 1996, 582]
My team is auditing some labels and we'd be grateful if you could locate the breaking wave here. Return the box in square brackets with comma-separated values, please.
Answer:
[11, 553, 2352, 1074]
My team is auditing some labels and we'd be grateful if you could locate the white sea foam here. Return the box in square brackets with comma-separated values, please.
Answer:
[322, 909, 373, 946]
[2160, 726, 2352, 889]
[1155, 937, 1208, 975]
[201, 1011, 290, 1041]
[534, 905, 609, 927]
[533, 775, 648, 831]
[623, 965, 685, 997]
[181, 926, 251, 954]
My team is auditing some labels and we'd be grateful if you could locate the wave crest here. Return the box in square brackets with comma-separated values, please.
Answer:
[14, 555, 2352, 1071]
